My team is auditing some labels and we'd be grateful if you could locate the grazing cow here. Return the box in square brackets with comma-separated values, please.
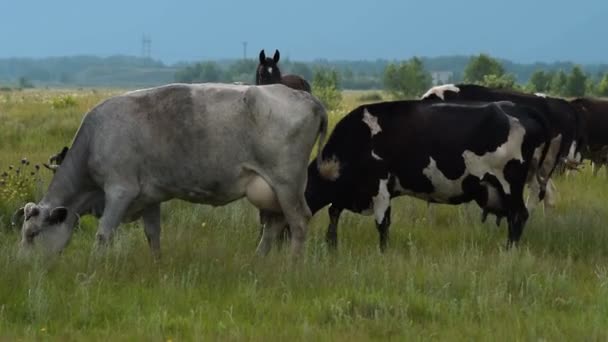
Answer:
[421, 84, 585, 208]
[570, 97, 608, 175]
[305, 100, 551, 250]
[12, 83, 327, 257]
[256, 49, 312, 93]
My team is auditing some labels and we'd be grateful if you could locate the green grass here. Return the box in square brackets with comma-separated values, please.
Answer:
[2, 89, 608, 340]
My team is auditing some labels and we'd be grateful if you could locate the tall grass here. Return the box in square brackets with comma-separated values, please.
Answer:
[1, 89, 608, 340]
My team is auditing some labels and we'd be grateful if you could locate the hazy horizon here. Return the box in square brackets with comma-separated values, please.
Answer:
[2, 0, 606, 64]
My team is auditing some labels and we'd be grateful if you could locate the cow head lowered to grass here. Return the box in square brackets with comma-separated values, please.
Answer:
[13, 83, 328, 257]
[304, 99, 552, 251]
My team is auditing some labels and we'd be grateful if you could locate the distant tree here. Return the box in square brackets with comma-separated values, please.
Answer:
[564, 65, 588, 97]
[463, 54, 505, 83]
[479, 74, 519, 90]
[527, 70, 552, 93]
[383, 57, 432, 99]
[586, 78, 597, 96]
[312, 67, 342, 111]
[227, 59, 257, 83]
[549, 70, 568, 95]
[596, 74, 608, 97]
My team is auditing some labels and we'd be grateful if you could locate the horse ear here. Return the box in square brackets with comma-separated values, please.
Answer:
[259, 50, 266, 64]
[273, 49, 280, 64]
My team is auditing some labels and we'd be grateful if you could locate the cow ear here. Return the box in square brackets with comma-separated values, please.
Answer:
[43, 163, 59, 172]
[259, 50, 266, 64]
[273, 49, 280, 64]
[47, 207, 68, 225]
[11, 207, 25, 228]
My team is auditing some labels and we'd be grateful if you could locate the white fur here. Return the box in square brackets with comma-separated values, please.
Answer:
[372, 178, 391, 224]
[371, 150, 383, 160]
[319, 156, 341, 181]
[540, 135, 562, 177]
[534, 92, 547, 98]
[422, 157, 467, 201]
[393, 115, 525, 203]
[420, 84, 460, 100]
[462, 115, 525, 194]
[566, 141, 582, 164]
[267, 67, 273, 74]
[481, 181, 502, 211]
[362, 109, 382, 136]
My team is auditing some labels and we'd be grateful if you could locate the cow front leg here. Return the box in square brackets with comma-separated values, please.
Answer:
[273, 187, 311, 258]
[506, 205, 529, 249]
[142, 203, 161, 258]
[326, 205, 342, 250]
[95, 184, 138, 247]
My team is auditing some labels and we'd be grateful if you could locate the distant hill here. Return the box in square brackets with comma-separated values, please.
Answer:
[0, 55, 177, 87]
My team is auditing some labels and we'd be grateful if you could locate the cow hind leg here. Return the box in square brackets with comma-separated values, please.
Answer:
[376, 206, 391, 252]
[256, 212, 286, 256]
[274, 187, 311, 258]
[142, 203, 161, 259]
[326, 205, 343, 250]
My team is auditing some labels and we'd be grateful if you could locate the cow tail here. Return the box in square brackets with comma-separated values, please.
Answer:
[315, 106, 328, 170]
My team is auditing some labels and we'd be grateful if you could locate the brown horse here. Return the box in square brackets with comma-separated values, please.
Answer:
[256, 49, 311, 93]
[256, 49, 312, 244]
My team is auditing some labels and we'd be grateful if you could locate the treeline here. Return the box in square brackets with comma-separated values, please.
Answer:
[3, 54, 608, 93]
[177, 56, 608, 96]
[382, 54, 608, 98]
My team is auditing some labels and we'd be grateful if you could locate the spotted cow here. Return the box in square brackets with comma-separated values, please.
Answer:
[305, 100, 551, 251]
[570, 97, 608, 175]
[421, 84, 585, 209]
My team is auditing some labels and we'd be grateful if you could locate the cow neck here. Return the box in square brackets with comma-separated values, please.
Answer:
[41, 125, 94, 212]
[42, 157, 89, 211]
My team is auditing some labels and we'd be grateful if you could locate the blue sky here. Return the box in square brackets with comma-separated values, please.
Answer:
[1, 0, 606, 64]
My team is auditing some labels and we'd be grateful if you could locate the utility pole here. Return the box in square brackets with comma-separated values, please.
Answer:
[141, 34, 151, 59]
[242, 41, 248, 60]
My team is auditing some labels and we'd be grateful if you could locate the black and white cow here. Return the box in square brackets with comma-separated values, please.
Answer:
[421, 84, 585, 208]
[570, 97, 608, 175]
[305, 100, 551, 251]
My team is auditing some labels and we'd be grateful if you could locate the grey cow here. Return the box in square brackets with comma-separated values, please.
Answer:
[12, 83, 327, 257]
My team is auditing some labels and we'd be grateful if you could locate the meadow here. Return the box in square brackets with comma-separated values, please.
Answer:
[1, 88, 608, 340]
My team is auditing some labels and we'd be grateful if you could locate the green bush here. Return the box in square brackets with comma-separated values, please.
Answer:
[383, 57, 431, 99]
[357, 92, 383, 102]
[479, 74, 519, 90]
[51, 95, 77, 109]
[312, 68, 342, 111]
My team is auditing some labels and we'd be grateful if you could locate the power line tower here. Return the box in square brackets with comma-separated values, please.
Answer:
[141, 34, 152, 59]
[242, 41, 248, 60]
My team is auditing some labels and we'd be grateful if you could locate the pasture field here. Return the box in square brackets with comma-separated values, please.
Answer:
[2, 88, 608, 340]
